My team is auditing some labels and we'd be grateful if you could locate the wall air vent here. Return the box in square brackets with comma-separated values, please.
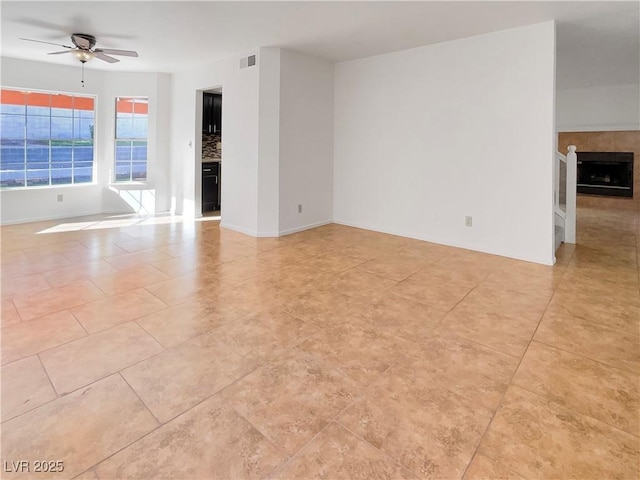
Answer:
[240, 55, 257, 69]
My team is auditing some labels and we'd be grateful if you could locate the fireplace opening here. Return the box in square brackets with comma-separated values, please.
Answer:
[577, 152, 634, 198]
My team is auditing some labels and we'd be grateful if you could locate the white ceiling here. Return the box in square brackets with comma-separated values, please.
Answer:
[1, 1, 638, 90]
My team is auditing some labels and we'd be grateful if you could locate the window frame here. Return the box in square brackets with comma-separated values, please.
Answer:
[0, 87, 97, 190]
[113, 96, 149, 184]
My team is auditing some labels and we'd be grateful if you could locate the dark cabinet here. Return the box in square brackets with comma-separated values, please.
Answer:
[202, 93, 222, 134]
[202, 162, 220, 212]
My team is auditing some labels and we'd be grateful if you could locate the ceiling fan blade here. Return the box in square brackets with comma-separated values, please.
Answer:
[48, 50, 74, 55]
[71, 34, 91, 49]
[95, 52, 119, 63]
[20, 38, 73, 49]
[95, 48, 138, 57]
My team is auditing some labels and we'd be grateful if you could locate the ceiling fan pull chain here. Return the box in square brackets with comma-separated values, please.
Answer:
[81, 62, 85, 87]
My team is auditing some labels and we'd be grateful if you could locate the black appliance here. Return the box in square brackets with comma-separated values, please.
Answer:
[202, 162, 220, 212]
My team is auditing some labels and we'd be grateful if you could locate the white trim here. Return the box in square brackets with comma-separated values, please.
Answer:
[333, 219, 555, 266]
[557, 124, 640, 133]
[219, 221, 258, 237]
[278, 220, 333, 237]
[0, 209, 105, 226]
[220, 219, 334, 238]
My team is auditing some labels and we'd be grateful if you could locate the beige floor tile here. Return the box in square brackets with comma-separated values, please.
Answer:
[546, 291, 640, 333]
[328, 269, 398, 300]
[410, 261, 491, 289]
[556, 275, 640, 305]
[122, 333, 256, 423]
[463, 453, 525, 480]
[12, 280, 105, 321]
[455, 286, 551, 324]
[93, 394, 284, 479]
[480, 267, 562, 296]
[207, 241, 259, 263]
[479, 386, 639, 480]
[356, 293, 447, 343]
[297, 322, 421, 387]
[1, 300, 21, 326]
[275, 422, 414, 479]
[1, 355, 56, 422]
[255, 245, 314, 268]
[338, 369, 493, 479]
[145, 271, 219, 305]
[438, 304, 537, 357]
[264, 264, 335, 291]
[390, 277, 472, 311]
[40, 322, 164, 395]
[150, 254, 204, 277]
[91, 264, 171, 295]
[211, 308, 318, 363]
[1, 273, 51, 300]
[105, 248, 173, 270]
[1, 310, 87, 365]
[279, 285, 372, 328]
[71, 288, 168, 333]
[330, 241, 390, 260]
[0, 374, 158, 479]
[289, 237, 334, 257]
[41, 260, 120, 288]
[513, 341, 639, 435]
[302, 252, 365, 275]
[220, 350, 360, 455]
[394, 335, 519, 410]
[356, 254, 427, 282]
[135, 300, 232, 348]
[0, 204, 638, 479]
[535, 309, 640, 373]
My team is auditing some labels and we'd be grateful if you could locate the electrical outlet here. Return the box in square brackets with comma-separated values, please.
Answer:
[57, 194, 64, 203]
[298, 204, 302, 214]
[465, 216, 472, 227]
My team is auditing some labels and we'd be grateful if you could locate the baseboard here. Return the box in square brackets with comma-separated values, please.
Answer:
[220, 219, 334, 238]
[278, 219, 333, 237]
[219, 222, 258, 237]
[333, 219, 554, 266]
[557, 125, 640, 133]
[0, 209, 106, 226]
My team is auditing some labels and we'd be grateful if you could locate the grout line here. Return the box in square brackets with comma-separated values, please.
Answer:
[507, 381, 640, 440]
[458, 242, 578, 480]
[529, 338, 638, 375]
[37, 353, 61, 398]
[118, 372, 162, 426]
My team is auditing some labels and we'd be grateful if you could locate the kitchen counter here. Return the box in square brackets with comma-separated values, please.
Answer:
[202, 158, 221, 163]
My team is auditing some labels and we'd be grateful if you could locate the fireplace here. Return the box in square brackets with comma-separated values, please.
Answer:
[577, 152, 634, 198]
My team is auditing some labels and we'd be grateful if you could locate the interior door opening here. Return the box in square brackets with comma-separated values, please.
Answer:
[201, 87, 222, 218]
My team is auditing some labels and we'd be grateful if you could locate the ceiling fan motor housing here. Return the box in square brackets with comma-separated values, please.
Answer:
[71, 33, 97, 50]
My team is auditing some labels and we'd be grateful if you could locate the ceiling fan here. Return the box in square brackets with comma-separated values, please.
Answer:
[20, 33, 138, 64]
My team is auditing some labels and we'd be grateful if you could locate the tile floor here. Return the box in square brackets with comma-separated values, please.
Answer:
[1, 207, 638, 479]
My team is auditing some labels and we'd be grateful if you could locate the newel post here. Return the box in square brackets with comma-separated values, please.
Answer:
[565, 145, 577, 244]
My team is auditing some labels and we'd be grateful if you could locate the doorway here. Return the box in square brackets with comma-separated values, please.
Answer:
[201, 87, 222, 218]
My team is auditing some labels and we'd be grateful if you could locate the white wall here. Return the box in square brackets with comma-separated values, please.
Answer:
[333, 22, 557, 265]
[556, 83, 640, 131]
[169, 51, 261, 235]
[0, 57, 171, 224]
[257, 48, 281, 236]
[278, 49, 334, 235]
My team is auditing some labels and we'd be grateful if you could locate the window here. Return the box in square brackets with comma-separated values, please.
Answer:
[0, 88, 95, 188]
[115, 97, 148, 182]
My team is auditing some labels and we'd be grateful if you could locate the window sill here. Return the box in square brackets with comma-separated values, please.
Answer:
[109, 181, 149, 187]
[1, 183, 98, 192]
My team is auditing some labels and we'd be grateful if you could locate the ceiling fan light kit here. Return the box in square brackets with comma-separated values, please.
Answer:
[20, 33, 139, 87]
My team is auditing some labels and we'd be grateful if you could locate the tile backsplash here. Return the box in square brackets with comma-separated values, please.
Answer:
[202, 133, 222, 159]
